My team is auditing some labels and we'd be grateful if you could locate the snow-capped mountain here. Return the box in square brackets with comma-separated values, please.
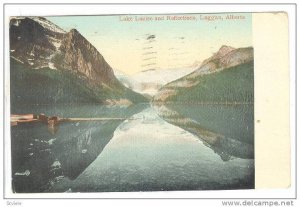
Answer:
[10, 16, 147, 105]
[10, 17, 65, 70]
[115, 65, 199, 97]
[10, 16, 120, 86]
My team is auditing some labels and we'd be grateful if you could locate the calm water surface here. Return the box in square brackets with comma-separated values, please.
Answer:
[11, 103, 254, 192]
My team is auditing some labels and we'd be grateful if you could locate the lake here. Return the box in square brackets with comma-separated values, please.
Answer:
[11, 103, 254, 193]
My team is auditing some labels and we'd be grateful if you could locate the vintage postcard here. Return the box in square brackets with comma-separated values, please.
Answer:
[4, 8, 292, 197]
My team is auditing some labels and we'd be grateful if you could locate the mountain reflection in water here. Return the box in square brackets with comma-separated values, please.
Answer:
[11, 103, 254, 193]
[154, 104, 254, 161]
[11, 104, 147, 193]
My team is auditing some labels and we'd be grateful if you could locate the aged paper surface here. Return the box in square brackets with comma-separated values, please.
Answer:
[253, 13, 293, 188]
[5, 6, 293, 198]
[253, 13, 290, 188]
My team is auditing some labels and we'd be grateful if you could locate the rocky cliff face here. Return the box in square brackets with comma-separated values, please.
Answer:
[10, 17, 118, 87]
[58, 29, 118, 86]
[10, 16, 147, 105]
[10, 17, 65, 68]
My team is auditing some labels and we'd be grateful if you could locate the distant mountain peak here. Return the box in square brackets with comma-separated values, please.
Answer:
[219, 45, 235, 50]
[66, 28, 88, 44]
[216, 45, 235, 57]
[69, 28, 80, 34]
[201, 45, 236, 67]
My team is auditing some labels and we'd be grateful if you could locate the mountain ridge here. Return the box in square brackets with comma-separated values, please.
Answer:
[153, 45, 254, 103]
[57, 28, 118, 86]
[10, 16, 147, 105]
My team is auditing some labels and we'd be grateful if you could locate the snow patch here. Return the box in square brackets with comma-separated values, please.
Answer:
[34, 65, 48, 69]
[48, 62, 57, 70]
[11, 56, 24, 64]
[47, 35, 62, 50]
[11, 17, 24, 26]
[15, 170, 30, 176]
[51, 160, 61, 170]
[31, 17, 66, 34]
[52, 41, 61, 49]
[11, 17, 25, 20]
[13, 20, 20, 26]
[47, 138, 56, 145]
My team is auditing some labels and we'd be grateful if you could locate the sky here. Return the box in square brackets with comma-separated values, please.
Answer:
[48, 13, 252, 75]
